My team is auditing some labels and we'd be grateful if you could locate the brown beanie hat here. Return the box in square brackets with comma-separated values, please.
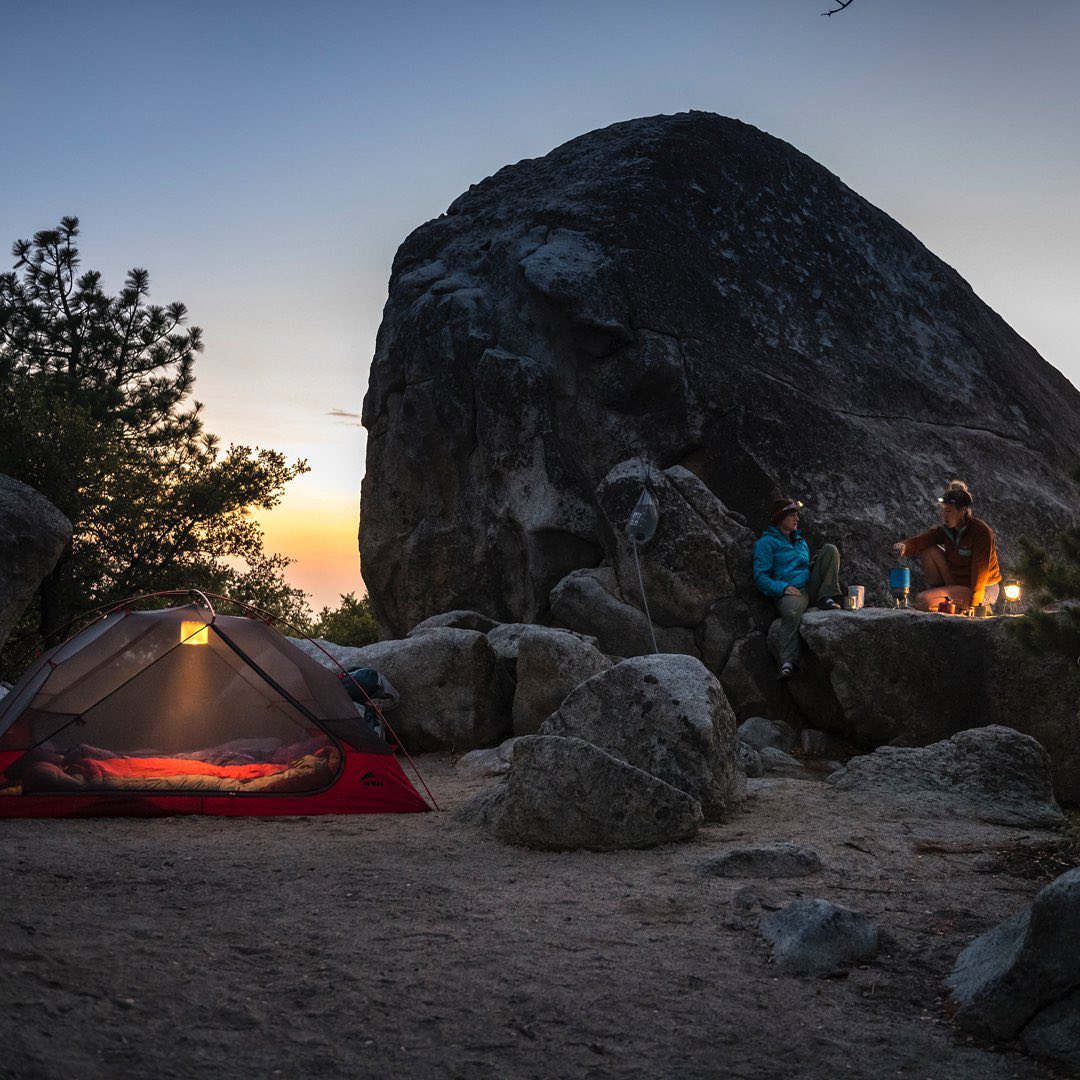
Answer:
[770, 498, 802, 524]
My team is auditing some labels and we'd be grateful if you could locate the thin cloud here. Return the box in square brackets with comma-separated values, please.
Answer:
[328, 408, 364, 427]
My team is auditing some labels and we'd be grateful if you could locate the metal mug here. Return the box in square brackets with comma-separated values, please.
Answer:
[843, 595, 858, 610]
[847, 585, 865, 609]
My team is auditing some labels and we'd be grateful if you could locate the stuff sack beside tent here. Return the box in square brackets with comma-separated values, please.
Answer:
[0, 599, 431, 818]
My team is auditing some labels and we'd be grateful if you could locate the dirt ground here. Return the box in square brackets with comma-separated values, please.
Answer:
[1, 756, 1075, 1080]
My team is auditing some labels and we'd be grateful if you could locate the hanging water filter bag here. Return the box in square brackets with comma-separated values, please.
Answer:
[626, 485, 659, 545]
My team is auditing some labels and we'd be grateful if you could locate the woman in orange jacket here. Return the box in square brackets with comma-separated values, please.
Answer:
[893, 480, 1001, 612]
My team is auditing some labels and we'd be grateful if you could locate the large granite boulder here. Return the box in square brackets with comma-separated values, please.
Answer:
[540, 653, 745, 819]
[827, 726, 1065, 828]
[0, 475, 72, 648]
[458, 735, 703, 851]
[294, 629, 513, 752]
[788, 609, 1080, 802]
[947, 868, 1080, 1043]
[360, 111, 1080, 637]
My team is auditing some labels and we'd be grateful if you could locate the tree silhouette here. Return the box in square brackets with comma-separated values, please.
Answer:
[0, 217, 309, 649]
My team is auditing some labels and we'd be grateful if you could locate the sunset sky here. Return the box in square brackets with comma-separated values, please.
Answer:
[3, 0, 1077, 609]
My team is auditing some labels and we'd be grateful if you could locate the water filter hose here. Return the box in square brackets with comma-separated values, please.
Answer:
[625, 472, 661, 655]
[632, 539, 660, 655]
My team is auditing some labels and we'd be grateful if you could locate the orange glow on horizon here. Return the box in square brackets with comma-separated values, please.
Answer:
[254, 496, 364, 611]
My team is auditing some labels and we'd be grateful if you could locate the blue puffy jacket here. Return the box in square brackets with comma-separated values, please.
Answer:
[753, 525, 811, 598]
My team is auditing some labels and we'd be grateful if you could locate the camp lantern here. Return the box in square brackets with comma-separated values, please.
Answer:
[181, 621, 209, 645]
[1003, 578, 1023, 614]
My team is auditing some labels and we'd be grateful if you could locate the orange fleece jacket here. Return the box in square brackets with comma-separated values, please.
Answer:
[901, 516, 1001, 604]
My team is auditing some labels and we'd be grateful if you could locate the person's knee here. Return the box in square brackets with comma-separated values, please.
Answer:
[820, 543, 839, 560]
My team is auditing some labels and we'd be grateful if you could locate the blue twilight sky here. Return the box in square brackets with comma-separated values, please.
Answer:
[2, 0, 1078, 607]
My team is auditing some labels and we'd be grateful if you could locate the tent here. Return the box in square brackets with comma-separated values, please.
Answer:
[0, 596, 432, 818]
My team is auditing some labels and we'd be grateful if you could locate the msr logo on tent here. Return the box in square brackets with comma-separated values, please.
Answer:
[359, 771, 384, 788]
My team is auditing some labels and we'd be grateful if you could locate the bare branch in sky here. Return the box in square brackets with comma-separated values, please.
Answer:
[822, 0, 856, 15]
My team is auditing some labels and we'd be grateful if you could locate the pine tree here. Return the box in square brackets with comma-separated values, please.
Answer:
[0, 217, 310, 648]
[1010, 465, 1080, 661]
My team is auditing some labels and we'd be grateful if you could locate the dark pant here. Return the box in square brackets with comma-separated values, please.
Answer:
[773, 544, 841, 665]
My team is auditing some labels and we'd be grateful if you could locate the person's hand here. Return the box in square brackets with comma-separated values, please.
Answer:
[893, 542, 906, 558]
[783, 585, 801, 596]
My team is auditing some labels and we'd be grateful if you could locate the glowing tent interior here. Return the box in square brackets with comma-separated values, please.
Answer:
[0, 595, 432, 817]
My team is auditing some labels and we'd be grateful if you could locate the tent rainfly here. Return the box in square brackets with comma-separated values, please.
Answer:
[0, 597, 431, 818]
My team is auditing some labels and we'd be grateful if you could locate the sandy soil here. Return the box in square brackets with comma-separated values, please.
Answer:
[1, 756, 1074, 1080]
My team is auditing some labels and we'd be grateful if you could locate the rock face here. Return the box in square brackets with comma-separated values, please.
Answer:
[460, 735, 703, 851]
[360, 111, 1080, 638]
[792, 609, 1080, 802]
[947, 868, 1080, 1043]
[827, 726, 1065, 829]
[540, 654, 745, 820]
[0, 476, 72, 649]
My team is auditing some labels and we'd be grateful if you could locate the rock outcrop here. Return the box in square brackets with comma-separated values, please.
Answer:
[0, 475, 72, 649]
[827, 726, 1065, 828]
[360, 111, 1080, 639]
[791, 609, 1080, 802]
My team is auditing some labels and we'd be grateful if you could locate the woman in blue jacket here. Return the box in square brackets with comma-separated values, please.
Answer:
[753, 499, 842, 678]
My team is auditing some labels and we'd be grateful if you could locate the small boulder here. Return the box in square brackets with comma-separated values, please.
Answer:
[294, 629, 513, 752]
[457, 737, 521, 778]
[541, 653, 745, 819]
[548, 566, 699, 659]
[737, 716, 797, 753]
[408, 610, 502, 635]
[486, 621, 601, 668]
[738, 742, 764, 778]
[799, 728, 835, 756]
[463, 735, 703, 851]
[703, 843, 823, 879]
[0, 475, 72, 650]
[760, 898, 879, 975]
[759, 747, 807, 777]
[511, 627, 612, 735]
[947, 867, 1080, 1040]
[827, 726, 1065, 828]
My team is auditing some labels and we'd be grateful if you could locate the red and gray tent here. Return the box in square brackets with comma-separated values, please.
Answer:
[0, 594, 432, 818]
